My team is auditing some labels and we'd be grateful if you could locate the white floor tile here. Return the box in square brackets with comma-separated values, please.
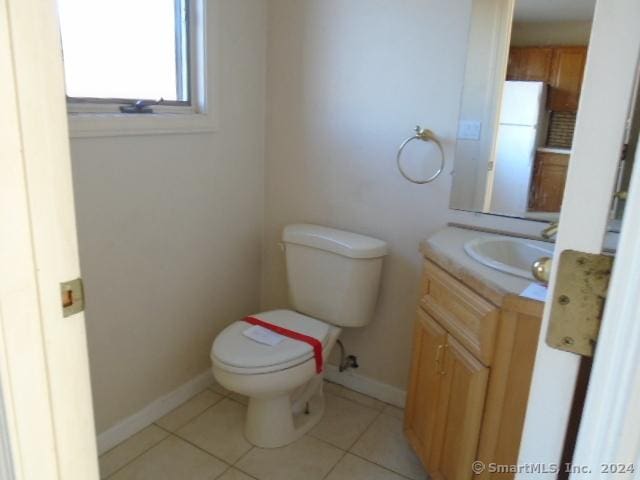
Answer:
[99, 425, 169, 479]
[351, 414, 427, 480]
[217, 468, 256, 480]
[325, 454, 407, 480]
[236, 435, 343, 480]
[156, 389, 223, 432]
[382, 404, 404, 420]
[177, 398, 252, 464]
[309, 393, 379, 449]
[108, 436, 227, 480]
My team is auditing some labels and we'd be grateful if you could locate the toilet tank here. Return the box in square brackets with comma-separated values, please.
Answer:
[282, 224, 388, 328]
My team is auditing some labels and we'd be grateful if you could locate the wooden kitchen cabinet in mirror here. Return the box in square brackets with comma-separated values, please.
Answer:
[529, 150, 570, 211]
[507, 46, 588, 112]
[548, 47, 588, 112]
[507, 47, 553, 82]
[450, 0, 596, 222]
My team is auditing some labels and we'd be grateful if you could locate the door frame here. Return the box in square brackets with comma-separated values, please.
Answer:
[570, 110, 640, 476]
[0, 0, 99, 478]
[517, 0, 640, 477]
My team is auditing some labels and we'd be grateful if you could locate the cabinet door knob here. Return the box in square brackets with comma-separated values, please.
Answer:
[435, 344, 444, 372]
[435, 344, 448, 375]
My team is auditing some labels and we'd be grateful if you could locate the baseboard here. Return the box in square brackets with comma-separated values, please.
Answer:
[96, 370, 214, 454]
[324, 363, 406, 408]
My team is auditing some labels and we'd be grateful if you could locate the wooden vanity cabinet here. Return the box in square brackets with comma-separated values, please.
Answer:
[405, 259, 543, 480]
[405, 310, 489, 479]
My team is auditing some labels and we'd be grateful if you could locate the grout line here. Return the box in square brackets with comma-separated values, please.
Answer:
[231, 445, 255, 468]
[303, 433, 347, 452]
[101, 386, 223, 479]
[164, 431, 235, 469]
[320, 449, 348, 480]
[208, 385, 231, 398]
[102, 432, 171, 480]
[226, 467, 260, 480]
[344, 409, 424, 480]
[347, 450, 421, 480]
[155, 394, 227, 433]
[214, 466, 234, 480]
[346, 408, 384, 451]
[156, 392, 230, 435]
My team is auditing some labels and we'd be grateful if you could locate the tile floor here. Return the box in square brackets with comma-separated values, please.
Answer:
[99, 381, 427, 480]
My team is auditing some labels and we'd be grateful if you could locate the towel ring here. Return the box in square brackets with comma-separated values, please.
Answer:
[396, 126, 445, 184]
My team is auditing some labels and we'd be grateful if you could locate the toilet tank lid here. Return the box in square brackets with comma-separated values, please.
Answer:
[283, 224, 388, 259]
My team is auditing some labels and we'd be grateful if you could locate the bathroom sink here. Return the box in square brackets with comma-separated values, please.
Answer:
[464, 237, 554, 280]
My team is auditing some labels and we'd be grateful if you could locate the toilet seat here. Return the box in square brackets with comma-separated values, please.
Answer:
[211, 310, 331, 375]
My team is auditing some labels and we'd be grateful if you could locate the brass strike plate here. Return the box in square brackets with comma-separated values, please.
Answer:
[60, 278, 85, 318]
[546, 250, 613, 357]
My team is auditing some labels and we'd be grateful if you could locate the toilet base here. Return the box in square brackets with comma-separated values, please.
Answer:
[245, 376, 325, 448]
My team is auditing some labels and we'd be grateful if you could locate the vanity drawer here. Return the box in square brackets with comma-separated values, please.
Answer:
[420, 261, 499, 365]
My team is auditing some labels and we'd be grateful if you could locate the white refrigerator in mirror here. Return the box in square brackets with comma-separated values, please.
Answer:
[489, 81, 548, 215]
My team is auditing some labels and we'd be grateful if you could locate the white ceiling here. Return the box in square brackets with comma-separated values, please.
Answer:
[514, 0, 596, 22]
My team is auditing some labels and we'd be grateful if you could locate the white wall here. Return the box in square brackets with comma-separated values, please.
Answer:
[70, 0, 267, 433]
[511, 21, 591, 47]
[262, 0, 476, 389]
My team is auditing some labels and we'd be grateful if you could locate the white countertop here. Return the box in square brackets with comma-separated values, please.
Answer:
[423, 227, 550, 298]
[537, 147, 571, 155]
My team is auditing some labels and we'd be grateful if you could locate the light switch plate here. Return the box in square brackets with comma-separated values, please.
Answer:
[457, 120, 482, 140]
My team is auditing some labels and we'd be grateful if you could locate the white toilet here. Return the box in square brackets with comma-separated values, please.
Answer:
[210, 224, 387, 448]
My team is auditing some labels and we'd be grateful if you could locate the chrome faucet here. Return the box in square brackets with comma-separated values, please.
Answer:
[541, 221, 559, 240]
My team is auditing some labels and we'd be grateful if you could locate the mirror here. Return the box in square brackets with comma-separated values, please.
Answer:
[450, 0, 597, 222]
[611, 88, 640, 230]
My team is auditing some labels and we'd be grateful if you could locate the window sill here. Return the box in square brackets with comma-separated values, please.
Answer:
[67, 111, 217, 138]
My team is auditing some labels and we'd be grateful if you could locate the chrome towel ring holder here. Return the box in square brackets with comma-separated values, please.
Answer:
[396, 125, 445, 184]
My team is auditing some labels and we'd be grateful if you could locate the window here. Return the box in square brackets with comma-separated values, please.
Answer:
[57, 0, 214, 136]
[58, 0, 191, 112]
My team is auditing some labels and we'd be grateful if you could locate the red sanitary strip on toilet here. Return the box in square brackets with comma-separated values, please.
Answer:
[242, 316, 324, 374]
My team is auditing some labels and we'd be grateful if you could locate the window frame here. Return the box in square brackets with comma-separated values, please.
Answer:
[66, 0, 217, 137]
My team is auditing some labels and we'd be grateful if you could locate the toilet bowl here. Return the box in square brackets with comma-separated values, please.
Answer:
[210, 224, 387, 448]
[211, 310, 341, 448]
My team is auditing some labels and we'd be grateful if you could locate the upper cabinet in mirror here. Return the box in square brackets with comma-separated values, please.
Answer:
[450, 0, 596, 221]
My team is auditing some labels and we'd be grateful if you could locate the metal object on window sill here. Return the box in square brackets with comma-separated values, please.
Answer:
[614, 190, 628, 200]
[119, 98, 165, 114]
[396, 125, 445, 184]
[532, 256, 552, 285]
[541, 221, 559, 240]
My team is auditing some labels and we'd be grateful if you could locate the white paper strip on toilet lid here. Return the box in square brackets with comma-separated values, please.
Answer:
[212, 309, 330, 370]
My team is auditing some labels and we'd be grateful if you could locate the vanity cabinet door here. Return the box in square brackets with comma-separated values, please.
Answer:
[404, 309, 448, 471]
[429, 337, 489, 480]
